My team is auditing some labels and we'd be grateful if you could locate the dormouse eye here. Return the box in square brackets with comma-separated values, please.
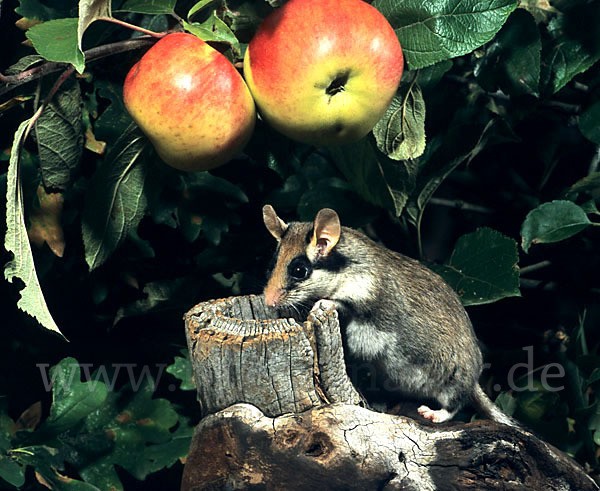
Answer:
[291, 264, 308, 279]
[288, 257, 311, 281]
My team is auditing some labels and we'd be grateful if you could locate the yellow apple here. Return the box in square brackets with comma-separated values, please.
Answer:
[124, 33, 256, 172]
[243, 0, 403, 146]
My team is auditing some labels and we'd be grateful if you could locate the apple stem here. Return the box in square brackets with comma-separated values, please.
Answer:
[96, 16, 168, 38]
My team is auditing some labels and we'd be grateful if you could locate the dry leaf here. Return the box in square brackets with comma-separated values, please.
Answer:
[28, 185, 66, 257]
[16, 401, 42, 430]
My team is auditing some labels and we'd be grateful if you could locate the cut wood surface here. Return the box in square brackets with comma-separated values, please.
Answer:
[185, 295, 362, 418]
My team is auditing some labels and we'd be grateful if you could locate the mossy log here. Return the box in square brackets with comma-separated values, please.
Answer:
[182, 295, 598, 490]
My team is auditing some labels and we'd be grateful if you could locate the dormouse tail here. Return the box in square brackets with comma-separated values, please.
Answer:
[472, 384, 522, 429]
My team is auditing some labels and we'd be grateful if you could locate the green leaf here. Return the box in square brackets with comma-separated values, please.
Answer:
[78, 0, 111, 54]
[329, 138, 417, 216]
[113, 278, 200, 326]
[13, 445, 99, 490]
[5, 55, 45, 75]
[373, 0, 518, 69]
[175, 171, 248, 244]
[579, 101, 600, 144]
[183, 11, 241, 55]
[41, 358, 108, 435]
[521, 200, 593, 252]
[77, 378, 185, 489]
[188, 0, 218, 19]
[26, 18, 85, 74]
[4, 120, 62, 336]
[81, 124, 150, 270]
[118, 0, 176, 14]
[35, 78, 84, 189]
[414, 60, 453, 91]
[166, 350, 195, 391]
[569, 172, 600, 200]
[541, 3, 600, 94]
[431, 228, 521, 306]
[405, 117, 515, 226]
[94, 80, 132, 144]
[474, 8, 541, 97]
[15, 0, 77, 21]
[373, 78, 426, 160]
[0, 411, 14, 452]
[0, 456, 25, 488]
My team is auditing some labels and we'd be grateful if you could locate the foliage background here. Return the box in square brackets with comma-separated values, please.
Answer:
[1, 0, 600, 488]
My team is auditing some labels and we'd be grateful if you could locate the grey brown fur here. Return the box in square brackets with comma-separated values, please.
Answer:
[263, 205, 519, 426]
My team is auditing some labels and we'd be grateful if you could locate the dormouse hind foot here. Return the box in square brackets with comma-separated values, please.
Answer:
[417, 405, 455, 423]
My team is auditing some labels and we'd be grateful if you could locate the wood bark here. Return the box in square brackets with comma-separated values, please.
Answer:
[182, 295, 598, 490]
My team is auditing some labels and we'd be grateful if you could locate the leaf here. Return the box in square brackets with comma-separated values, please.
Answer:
[81, 124, 150, 270]
[13, 445, 99, 490]
[76, 378, 186, 489]
[329, 138, 417, 217]
[405, 117, 509, 226]
[183, 11, 241, 55]
[35, 78, 83, 189]
[569, 172, 600, 200]
[26, 18, 85, 74]
[414, 60, 453, 91]
[0, 96, 33, 115]
[373, 0, 518, 69]
[5, 54, 45, 75]
[113, 278, 201, 326]
[474, 8, 541, 97]
[166, 350, 196, 391]
[541, 3, 600, 94]
[430, 228, 521, 306]
[40, 358, 108, 435]
[521, 200, 593, 252]
[78, 0, 111, 54]
[373, 78, 426, 160]
[188, 0, 218, 19]
[579, 101, 600, 144]
[176, 172, 248, 244]
[27, 186, 65, 257]
[15, 0, 77, 21]
[118, 0, 176, 14]
[4, 120, 62, 336]
[0, 456, 25, 487]
[94, 80, 132, 144]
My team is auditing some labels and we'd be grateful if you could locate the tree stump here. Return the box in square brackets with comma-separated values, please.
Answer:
[182, 295, 598, 490]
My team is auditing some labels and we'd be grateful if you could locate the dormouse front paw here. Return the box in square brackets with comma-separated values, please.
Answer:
[310, 299, 336, 313]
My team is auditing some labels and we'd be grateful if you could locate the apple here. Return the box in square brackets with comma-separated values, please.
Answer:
[124, 32, 256, 172]
[243, 0, 403, 146]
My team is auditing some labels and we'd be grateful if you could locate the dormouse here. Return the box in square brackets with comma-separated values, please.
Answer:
[262, 204, 518, 426]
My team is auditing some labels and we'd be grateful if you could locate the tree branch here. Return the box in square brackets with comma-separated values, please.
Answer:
[0, 37, 156, 97]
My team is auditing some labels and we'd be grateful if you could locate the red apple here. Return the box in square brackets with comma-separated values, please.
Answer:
[124, 33, 256, 172]
[243, 0, 403, 146]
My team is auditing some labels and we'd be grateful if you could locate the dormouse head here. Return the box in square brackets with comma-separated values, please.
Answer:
[262, 204, 341, 308]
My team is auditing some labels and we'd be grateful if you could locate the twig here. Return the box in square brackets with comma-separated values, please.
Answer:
[445, 74, 581, 115]
[0, 37, 155, 97]
[519, 260, 552, 276]
[24, 66, 76, 141]
[429, 197, 493, 213]
[588, 145, 600, 175]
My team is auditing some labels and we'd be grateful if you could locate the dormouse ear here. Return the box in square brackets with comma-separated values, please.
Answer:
[263, 204, 288, 241]
[312, 208, 341, 258]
